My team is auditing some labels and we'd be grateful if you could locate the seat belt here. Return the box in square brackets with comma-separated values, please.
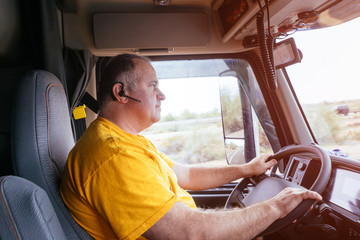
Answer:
[72, 92, 99, 140]
[81, 92, 99, 114]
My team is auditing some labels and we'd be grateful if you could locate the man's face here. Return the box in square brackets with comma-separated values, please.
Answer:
[128, 59, 166, 130]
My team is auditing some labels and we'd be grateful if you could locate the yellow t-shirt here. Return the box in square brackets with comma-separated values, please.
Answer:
[60, 117, 196, 240]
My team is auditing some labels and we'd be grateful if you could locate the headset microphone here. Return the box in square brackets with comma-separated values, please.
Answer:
[119, 90, 142, 103]
[117, 82, 142, 103]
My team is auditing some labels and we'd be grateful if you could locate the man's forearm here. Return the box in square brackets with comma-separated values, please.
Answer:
[174, 154, 275, 191]
[197, 201, 280, 240]
[144, 188, 322, 240]
[144, 200, 280, 240]
[185, 164, 252, 190]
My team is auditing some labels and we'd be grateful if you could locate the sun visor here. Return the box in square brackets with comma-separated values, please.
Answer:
[93, 13, 210, 49]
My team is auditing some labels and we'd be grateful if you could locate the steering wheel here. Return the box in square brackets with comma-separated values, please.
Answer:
[225, 144, 332, 236]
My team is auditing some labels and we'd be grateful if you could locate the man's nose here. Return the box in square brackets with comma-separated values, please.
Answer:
[158, 89, 166, 100]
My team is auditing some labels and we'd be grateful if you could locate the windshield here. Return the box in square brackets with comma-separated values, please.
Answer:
[286, 17, 360, 160]
[143, 58, 277, 165]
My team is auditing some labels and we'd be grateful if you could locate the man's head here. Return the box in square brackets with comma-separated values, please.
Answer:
[97, 54, 151, 107]
[97, 54, 166, 133]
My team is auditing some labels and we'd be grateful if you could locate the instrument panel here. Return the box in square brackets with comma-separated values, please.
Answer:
[283, 155, 360, 238]
[284, 155, 360, 219]
[325, 168, 360, 218]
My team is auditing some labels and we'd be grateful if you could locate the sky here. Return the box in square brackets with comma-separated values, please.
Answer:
[157, 16, 360, 117]
[159, 77, 221, 117]
[286, 17, 360, 104]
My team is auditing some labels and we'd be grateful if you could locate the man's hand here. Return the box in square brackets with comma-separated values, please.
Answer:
[247, 153, 277, 176]
[269, 187, 323, 219]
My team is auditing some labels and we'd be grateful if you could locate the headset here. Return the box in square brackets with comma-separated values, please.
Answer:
[113, 81, 141, 103]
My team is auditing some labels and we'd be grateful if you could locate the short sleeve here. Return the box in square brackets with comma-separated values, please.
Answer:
[158, 152, 174, 168]
[83, 147, 177, 240]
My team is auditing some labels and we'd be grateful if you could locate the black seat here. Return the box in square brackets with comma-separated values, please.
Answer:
[0, 175, 67, 240]
[11, 70, 92, 239]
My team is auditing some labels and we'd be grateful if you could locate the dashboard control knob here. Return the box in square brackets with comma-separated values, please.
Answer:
[299, 162, 307, 171]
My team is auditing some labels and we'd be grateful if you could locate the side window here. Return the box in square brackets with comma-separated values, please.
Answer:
[143, 59, 278, 165]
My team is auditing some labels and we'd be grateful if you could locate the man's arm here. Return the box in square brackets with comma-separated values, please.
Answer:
[143, 187, 322, 240]
[172, 153, 277, 190]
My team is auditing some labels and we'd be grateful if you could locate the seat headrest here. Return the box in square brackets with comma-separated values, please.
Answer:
[12, 70, 75, 184]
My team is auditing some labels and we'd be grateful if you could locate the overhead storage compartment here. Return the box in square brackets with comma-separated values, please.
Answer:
[93, 12, 210, 49]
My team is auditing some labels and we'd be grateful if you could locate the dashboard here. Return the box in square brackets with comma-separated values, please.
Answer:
[283, 154, 360, 239]
[326, 168, 360, 218]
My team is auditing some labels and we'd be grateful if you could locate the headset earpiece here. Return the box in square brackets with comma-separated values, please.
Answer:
[112, 81, 142, 103]
[119, 83, 126, 97]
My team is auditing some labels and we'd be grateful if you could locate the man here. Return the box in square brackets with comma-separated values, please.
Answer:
[60, 54, 322, 240]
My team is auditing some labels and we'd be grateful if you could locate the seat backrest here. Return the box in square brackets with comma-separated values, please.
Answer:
[0, 175, 66, 240]
[11, 70, 92, 239]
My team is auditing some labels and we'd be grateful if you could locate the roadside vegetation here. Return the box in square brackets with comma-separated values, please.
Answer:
[144, 99, 360, 165]
[303, 99, 360, 160]
[143, 109, 225, 164]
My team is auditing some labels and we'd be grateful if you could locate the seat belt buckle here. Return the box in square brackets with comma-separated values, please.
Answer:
[73, 104, 87, 120]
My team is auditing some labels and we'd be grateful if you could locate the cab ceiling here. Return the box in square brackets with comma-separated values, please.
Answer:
[59, 0, 360, 57]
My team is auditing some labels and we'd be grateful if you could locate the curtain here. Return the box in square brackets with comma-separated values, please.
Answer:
[64, 48, 98, 140]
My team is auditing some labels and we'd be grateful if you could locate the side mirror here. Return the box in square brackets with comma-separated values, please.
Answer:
[218, 62, 283, 171]
[219, 71, 257, 165]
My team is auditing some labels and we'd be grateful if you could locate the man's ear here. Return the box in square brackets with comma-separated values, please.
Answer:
[112, 83, 128, 103]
